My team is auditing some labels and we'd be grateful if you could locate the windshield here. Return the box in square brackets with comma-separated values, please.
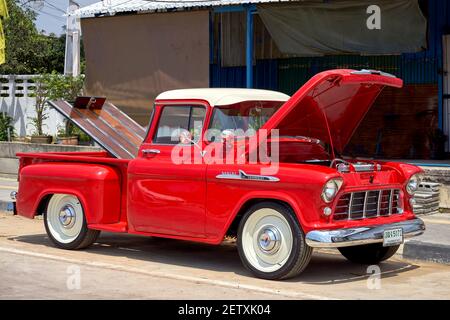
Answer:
[209, 101, 284, 136]
[208, 100, 332, 163]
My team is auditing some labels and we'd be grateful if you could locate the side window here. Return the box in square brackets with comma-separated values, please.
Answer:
[153, 106, 206, 145]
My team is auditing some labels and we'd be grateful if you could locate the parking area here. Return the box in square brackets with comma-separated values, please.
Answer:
[1, 212, 450, 300]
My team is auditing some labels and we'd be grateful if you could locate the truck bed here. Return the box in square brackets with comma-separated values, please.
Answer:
[16, 151, 130, 180]
[16, 151, 130, 164]
[16, 151, 130, 232]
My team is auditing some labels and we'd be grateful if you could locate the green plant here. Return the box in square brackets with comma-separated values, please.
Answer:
[0, 112, 15, 141]
[43, 72, 84, 102]
[29, 74, 49, 136]
[57, 121, 88, 141]
[29, 73, 84, 136]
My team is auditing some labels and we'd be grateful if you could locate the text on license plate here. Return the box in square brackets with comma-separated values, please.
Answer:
[383, 228, 403, 247]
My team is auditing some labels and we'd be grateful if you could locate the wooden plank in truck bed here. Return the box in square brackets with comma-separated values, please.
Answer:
[48, 100, 145, 159]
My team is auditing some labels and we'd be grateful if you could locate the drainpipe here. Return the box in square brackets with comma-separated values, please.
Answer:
[64, 0, 81, 77]
[246, 6, 255, 88]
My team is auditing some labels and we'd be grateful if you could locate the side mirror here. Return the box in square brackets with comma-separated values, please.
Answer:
[177, 129, 206, 157]
[179, 130, 193, 145]
[221, 130, 235, 143]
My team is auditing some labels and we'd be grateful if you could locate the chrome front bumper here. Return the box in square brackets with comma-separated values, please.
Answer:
[305, 218, 425, 248]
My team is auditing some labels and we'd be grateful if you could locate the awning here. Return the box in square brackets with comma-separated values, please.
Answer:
[258, 0, 427, 56]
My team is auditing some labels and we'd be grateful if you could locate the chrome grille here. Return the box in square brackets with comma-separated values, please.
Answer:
[333, 189, 401, 221]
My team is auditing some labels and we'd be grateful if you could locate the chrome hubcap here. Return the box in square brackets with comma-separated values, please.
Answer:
[58, 205, 76, 229]
[257, 226, 281, 254]
[242, 208, 293, 272]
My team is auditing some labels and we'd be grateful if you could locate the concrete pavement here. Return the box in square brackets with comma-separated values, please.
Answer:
[403, 213, 450, 264]
[1, 212, 450, 299]
[1, 250, 285, 300]
[1, 177, 450, 266]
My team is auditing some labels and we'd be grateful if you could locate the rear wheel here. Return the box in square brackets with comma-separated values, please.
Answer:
[237, 202, 312, 280]
[44, 194, 100, 250]
[338, 243, 400, 264]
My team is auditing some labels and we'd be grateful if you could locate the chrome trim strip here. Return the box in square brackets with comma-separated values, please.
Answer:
[216, 170, 279, 182]
[305, 218, 425, 248]
[362, 191, 368, 219]
[335, 188, 401, 221]
[389, 189, 394, 215]
[350, 69, 397, 78]
[142, 149, 160, 155]
[348, 193, 354, 220]
[377, 190, 382, 217]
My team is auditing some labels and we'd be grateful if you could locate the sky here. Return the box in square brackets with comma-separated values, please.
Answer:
[23, 0, 99, 35]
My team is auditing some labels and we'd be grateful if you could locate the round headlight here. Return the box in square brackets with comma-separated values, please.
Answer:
[321, 178, 343, 203]
[406, 174, 422, 195]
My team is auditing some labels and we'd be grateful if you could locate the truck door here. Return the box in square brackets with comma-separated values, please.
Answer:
[127, 104, 208, 238]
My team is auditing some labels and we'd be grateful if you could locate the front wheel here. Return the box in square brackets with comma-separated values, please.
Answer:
[44, 194, 100, 250]
[237, 202, 312, 280]
[338, 243, 400, 264]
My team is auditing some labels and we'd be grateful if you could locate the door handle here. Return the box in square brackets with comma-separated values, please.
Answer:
[142, 149, 160, 155]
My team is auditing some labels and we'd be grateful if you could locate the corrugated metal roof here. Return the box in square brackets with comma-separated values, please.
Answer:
[73, 0, 296, 18]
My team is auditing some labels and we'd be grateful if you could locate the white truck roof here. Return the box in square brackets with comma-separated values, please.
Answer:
[155, 88, 290, 107]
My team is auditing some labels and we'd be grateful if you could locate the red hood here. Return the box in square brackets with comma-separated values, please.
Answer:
[262, 69, 403, 155]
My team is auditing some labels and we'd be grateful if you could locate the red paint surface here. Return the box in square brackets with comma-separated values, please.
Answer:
[15, 70, 420, 245]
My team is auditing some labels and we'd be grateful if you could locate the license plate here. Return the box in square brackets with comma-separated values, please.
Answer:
[383, 228, 403, 247]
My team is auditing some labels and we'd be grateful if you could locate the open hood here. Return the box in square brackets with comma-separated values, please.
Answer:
[262, 69, 403, 155]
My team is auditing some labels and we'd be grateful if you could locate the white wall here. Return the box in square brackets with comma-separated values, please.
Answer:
[0, 75, 66, 137]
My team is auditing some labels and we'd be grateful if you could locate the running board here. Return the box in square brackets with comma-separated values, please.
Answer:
[49, 98, 146, 159]
[89, 222, 128, 233]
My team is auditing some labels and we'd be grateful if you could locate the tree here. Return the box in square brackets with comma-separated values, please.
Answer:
[0, 0, 84, 74]
[0, 0, 40, 74]
[0, 112, 15, 141]
[30, 73, 84, 136]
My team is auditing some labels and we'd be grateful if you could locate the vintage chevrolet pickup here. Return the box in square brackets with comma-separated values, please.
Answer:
[13, 69, 425, 280]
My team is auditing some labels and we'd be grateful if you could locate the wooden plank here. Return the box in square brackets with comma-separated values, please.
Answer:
[91, 108, 143, 146]
[77, 108, 141, 154]
[49, 100, 143, 159]
[103, 102, 146, 138]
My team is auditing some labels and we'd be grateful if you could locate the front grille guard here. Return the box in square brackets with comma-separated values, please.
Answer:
[333, 189, 402, 221]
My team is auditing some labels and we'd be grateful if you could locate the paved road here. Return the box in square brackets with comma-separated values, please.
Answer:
[1, 212, 449, 299]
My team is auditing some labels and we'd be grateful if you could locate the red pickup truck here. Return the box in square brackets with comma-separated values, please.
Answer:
[14, 69, 425, 280]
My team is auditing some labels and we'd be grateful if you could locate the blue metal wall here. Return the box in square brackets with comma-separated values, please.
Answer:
[210, 59, 278, 90]
[210, 0, 450, 92]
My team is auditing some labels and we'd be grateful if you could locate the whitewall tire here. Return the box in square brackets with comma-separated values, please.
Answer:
[44, 194, 100, 250]
[237, 202, 312, 280]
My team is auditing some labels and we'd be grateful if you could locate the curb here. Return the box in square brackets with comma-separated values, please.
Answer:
[403, 240, 450, 264]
